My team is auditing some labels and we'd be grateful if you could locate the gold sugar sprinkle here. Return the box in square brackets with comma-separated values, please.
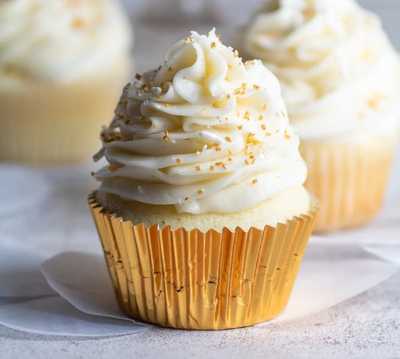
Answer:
[367, 94, 384, 110]
[71, 18, 85, 29]
[252, 179, 258, 185]
[108, 164, 123, 172]
[211, 42, 217, 48]
[176, 158, 182, 164]
[225, 136, 232, 143]
[162, 130, 170, 142]
[216, 162, 227, 169]
[195, 166, 201, 171]
[197, 189, 204, 195]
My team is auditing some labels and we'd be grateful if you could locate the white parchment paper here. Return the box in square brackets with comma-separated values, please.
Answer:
[0, 236, 398, 337]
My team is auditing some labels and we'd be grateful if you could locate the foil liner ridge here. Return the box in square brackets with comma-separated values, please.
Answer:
[88, 193, 317, 330]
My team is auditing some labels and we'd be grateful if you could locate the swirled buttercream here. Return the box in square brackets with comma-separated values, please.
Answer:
[244, 0, 400, 139]
[94, 30, 307, 214]
[0, 0, 131, 83]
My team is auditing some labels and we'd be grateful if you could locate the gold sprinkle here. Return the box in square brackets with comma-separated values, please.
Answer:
[168, 66, 173, 72]
[237, 125, 243, 130]
[262, 104, 268, 111]
[211, 42, 217, 48]
[253, 84, 260, 90]
[261, 124, 267, 130]
[162, 130, 170, 142]
[245, 157, 255, 166]
[215, 162, 227, 169]
[71, 18, 85, 29]
[252, 179, 258, 185]
[209, 165, 215, 171]
[176, 158, 182, 164]
[108, 164, 123, 172]
[184, 197, 190, 201]
[258, 114, 264, 121]
[244, 111, 250, 120]
[302, 7, 316, 19]
[225, 136, 232, 143]
[195, 166, 201, 171]
[284, 130, 291, 140]
[197, 189, 204, 195]
[367, 94, 384, 110]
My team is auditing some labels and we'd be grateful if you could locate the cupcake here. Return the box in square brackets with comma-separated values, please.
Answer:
[89, 30, 317, 330]
[0, 0, 132, 163]
[243, 0, 400, 231]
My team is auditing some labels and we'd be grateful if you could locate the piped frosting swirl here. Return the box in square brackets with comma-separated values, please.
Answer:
[244, 0, 400, 139]
[94, 30, 307, 214]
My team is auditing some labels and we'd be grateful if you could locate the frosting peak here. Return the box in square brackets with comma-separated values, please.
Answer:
[95, 30, 307, 214]
[244, 0, 400, 139]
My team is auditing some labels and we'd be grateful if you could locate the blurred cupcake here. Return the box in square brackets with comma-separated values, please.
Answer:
[0, 0, 132, 163]
[89, 30, 317, 330]
[243, 0, 400, 231]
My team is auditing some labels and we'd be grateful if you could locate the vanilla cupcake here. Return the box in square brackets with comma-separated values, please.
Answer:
[243, 0, 400, 231]
[0, 0, 132, 163]
[89, 30, 317, 330]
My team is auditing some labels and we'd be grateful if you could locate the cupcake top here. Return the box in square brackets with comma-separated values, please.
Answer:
[94, 30, 307, 215]
[0, 0, 131, 84]
[244, 0, 400, 139]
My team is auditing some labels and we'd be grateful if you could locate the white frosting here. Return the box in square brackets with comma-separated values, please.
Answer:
[244, 0, 400, 139]
[0, 0, 131, 84]
[94, 30, 307, 214]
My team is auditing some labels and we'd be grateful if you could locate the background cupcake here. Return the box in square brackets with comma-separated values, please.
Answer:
[0, 0, 132, 163]
[89, 30, 317, 330]
[242, 0, 400, 231]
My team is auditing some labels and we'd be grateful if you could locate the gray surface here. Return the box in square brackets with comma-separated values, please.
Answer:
[1, 1, 400, 358]
[0, 273, 399, 359]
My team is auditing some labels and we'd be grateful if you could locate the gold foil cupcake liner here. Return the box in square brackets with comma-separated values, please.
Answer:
[89, 193, 317, 330]
[301, 136, 397, 232]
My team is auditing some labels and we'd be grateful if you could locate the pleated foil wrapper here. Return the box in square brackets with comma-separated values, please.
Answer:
[301, 136, 397, 232]
[88, 193, 317, 330]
